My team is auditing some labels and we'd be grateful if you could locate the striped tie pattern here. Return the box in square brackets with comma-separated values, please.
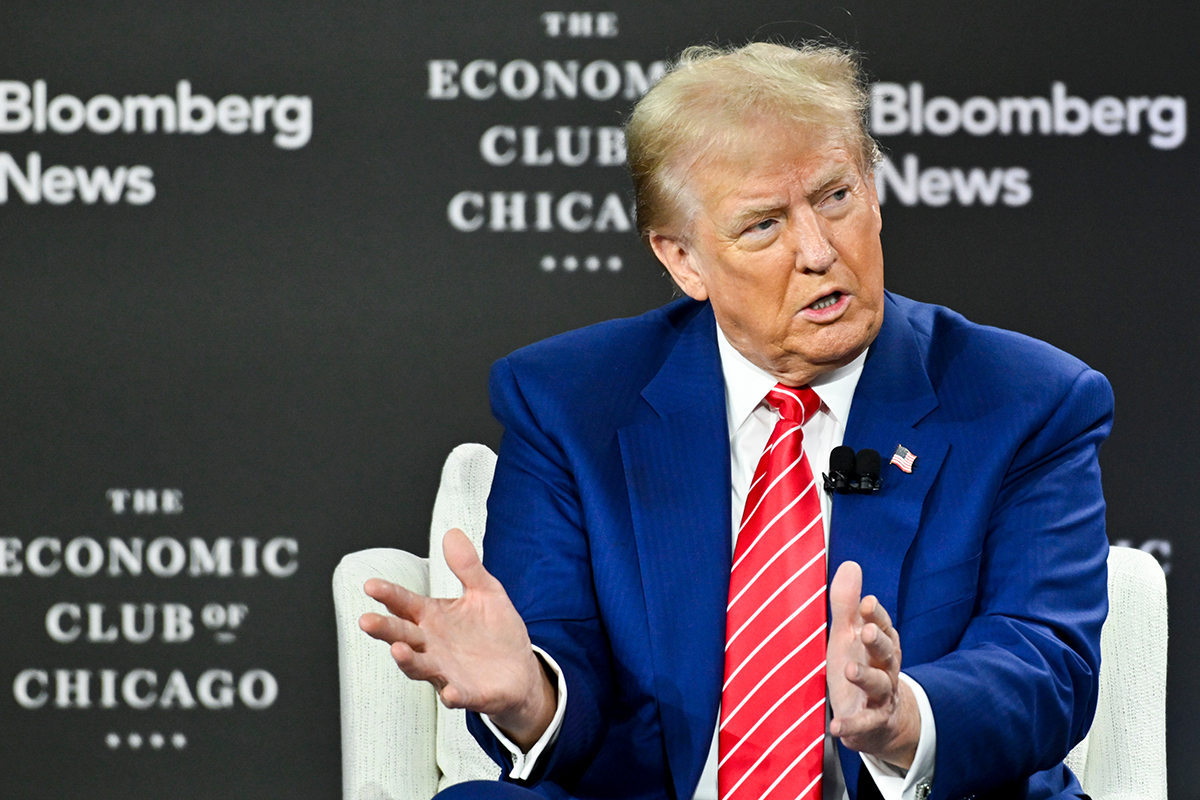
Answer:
[719, 384, 826, 800]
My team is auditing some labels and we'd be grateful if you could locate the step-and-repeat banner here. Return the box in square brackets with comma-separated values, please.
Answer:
[1, 2, 1193, 798]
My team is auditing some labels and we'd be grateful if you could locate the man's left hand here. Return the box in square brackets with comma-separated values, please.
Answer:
[827, 560, 921, 769]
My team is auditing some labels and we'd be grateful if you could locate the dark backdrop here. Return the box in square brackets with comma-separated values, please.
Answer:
[1, 2, 1192, 798]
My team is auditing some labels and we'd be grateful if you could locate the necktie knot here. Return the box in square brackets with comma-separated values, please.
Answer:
[766, 383, 820, 426]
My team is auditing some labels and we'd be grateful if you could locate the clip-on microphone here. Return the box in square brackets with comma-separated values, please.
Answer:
[823, 447, 883, 495]
[823, 446, 856, 494]
[854, 448, 883, 493]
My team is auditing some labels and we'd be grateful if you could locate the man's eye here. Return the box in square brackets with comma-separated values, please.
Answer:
[826, 188, 849, 204]
[747, 219, 776, 233]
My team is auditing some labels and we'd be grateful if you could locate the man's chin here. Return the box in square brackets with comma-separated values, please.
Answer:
[796, 320, 877, 364]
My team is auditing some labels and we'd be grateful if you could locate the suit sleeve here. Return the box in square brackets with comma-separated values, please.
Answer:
[905, 367, 1113, 800]
[464, 356, 615, 789]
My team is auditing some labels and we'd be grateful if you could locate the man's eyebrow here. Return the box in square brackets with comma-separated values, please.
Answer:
[727, 202, 784, 230]
[806, 164, 856, 196]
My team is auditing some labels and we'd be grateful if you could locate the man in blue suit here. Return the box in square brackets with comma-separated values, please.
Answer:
[361, 41, 1111, 800]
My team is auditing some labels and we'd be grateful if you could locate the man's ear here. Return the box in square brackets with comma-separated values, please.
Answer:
[865, 170, 882, 232]
[648, 232, 709, 301]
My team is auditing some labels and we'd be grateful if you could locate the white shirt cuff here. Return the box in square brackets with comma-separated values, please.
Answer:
[480, 645, 568, 781]
[860, 673, 936, 800]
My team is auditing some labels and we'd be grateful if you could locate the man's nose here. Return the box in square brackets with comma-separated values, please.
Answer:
[792, 211, 836, 273]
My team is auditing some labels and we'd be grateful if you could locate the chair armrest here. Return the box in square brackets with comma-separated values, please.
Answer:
[335, 548, 438, 800]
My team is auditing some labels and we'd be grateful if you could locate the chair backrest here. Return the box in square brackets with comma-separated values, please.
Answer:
[1064, 545, 1168, 800]
[425, 444, 505, 791]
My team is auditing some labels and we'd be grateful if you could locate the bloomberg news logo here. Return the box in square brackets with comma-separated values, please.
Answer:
[869, 81, 1188, 207]
[0, 79, 313, 205]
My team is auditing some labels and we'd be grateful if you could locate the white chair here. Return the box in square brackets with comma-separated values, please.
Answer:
[333, 443, 1168, 800]
[334, 443, 501, 800]
[1064, 545, 1168, 800]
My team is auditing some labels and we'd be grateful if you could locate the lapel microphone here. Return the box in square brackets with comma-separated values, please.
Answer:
[822, 446, 883, 495]
[823, 446, 856, 494]
[855, 448, 883, 492]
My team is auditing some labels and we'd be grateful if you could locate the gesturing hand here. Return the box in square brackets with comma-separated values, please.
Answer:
[359, 528, 556, 748]
[826, 561, 920, 769]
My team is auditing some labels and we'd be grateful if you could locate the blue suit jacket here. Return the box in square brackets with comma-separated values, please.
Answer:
[468, 293, 1112, 800]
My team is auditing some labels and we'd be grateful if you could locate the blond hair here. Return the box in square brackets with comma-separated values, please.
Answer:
[626, 41, 880, 244]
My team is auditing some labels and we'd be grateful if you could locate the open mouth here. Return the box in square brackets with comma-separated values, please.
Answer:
[808, 291, 843, 311]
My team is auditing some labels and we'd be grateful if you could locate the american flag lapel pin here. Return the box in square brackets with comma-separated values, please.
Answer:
[890, 444, 916, 473]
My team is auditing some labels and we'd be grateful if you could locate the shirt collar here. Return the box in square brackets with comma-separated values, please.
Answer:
[716, 324, 867, 436]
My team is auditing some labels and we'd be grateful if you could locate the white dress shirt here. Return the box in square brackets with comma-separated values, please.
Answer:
[485, 326, 936, 800]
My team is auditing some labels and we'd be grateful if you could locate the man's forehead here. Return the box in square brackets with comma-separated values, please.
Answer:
[700, 137, 861, 206]
[662, 119, 866, 236]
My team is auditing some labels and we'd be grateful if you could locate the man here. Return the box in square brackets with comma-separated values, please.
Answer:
[361, 42, 1111, 800]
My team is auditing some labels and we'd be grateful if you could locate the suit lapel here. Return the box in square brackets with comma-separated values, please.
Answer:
[618, 304, 731, 800]
[832, 294, 949, 798]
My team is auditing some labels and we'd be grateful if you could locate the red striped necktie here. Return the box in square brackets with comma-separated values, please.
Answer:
[719, 383, 827, 800]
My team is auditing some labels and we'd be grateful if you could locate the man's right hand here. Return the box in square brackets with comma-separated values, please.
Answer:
[359, 527, 557, 750]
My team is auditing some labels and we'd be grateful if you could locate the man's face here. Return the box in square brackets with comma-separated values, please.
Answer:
[650, 123, 885, 386]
